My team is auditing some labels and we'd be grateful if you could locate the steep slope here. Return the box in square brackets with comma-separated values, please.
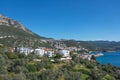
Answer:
[0, 14, 51, 47]
[0, 14, 33, 34]
[0, 25, 40, 39]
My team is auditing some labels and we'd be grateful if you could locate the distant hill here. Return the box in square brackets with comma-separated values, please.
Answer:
[62, 40, 120, 51]
[83, 41, 120, 51]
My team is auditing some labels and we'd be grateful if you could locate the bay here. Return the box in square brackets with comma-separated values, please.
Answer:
[96, 51, 120, 67]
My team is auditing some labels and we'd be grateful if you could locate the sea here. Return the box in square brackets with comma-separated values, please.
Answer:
[96, 51, 120, 67]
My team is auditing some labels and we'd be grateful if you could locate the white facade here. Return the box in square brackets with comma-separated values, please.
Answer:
[59, 49, 70, 57]
[34, 48, 45, 56]
[47, 51, 54, 57]
[17, 47, 33, 55]
[60, 57, 72, 61]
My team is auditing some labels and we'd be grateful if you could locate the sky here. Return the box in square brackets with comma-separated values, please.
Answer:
[0, 0, 120, 41]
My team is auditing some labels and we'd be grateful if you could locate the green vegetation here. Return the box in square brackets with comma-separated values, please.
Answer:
[63, 40, 120, 51]
[0, 49, 120, 80]
[0, 25, 52, 47]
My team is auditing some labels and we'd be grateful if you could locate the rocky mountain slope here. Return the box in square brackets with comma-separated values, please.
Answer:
[0, 14, 33, 34]
[0, 14, 51, 47]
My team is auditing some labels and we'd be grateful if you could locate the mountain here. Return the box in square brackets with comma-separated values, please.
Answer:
[1, 14, 120, 51]
[0, 14, 51, 47]
[0, 14, 33, 34]
[63, 40, 120, 51]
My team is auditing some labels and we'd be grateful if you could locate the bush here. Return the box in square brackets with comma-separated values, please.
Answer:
[27, 64, 37, 72]
[6, 52, 18, 59]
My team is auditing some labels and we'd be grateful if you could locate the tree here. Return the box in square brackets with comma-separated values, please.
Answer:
[54, 53, 63, 58]
[91, 55, 96, 61]
[5, 52, 18, 59]
[0, 54, 8, 74]
[27, 64, 37, 72]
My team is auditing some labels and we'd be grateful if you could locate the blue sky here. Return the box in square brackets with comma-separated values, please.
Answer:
[0, 0, 120, 41]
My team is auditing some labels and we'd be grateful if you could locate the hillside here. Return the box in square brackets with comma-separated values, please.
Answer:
[0, 51, 120, 80]
[0, 25, 52, 47]
[0, 14, 51, 47]
[0, 14, 32, 34]
[62, 40, 120, 51]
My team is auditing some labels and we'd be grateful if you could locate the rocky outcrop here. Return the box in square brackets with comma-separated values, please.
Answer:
[0, 14, 33, 34]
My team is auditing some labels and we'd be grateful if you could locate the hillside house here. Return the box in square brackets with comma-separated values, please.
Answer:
[34, 48, 45, 56]
[17, 47, 33, 55]
[58, 49, 70, 57]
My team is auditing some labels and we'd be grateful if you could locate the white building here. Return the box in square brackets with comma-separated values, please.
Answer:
[34, 48, 45, 56]
[17, 47, 33, 55]
[78, 54, 92, 61]
[47, 51, 54, 57]
[60, 57, 72, 61]
[58, 49, 70, 57]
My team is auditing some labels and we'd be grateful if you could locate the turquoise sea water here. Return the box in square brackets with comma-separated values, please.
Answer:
[96, 51, 120, 67]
